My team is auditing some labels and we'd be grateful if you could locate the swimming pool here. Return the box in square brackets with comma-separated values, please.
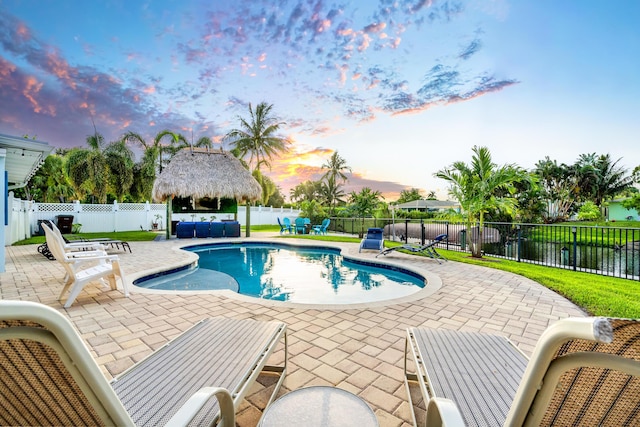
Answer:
[134, 242, 426, 304]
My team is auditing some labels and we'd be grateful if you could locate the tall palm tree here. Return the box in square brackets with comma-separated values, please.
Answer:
[321, 152, 351, 214]
[321, 176, 346, 212]
[105, 139, 135, 202]
[122, 130, 187, 174]
[224, 102, 289, 172]
[435, 146, 529, 258]
[321, 151, 351, 184]
[65, 132, 110, 203]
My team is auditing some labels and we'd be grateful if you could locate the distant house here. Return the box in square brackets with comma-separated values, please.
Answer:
[394, 199, 461, 213]
[606, 199, 639, 221]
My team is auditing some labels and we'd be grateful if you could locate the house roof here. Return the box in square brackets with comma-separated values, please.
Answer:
[0, 133, 54, 190]
[394, 199, 460, 210]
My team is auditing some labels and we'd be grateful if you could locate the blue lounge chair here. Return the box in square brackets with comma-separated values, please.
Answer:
[294, 217, 307, 234]
[359, 228, 384, 252]
[278, 218, 293, 234]
[312, 218, 330, 235]
[377, 233, 447, 263]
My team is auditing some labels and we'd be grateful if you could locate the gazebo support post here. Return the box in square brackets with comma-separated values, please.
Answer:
[165, 197, 172, 240]
[245, 201, 251, 237]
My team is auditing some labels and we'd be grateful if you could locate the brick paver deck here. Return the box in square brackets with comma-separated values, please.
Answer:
[1, 233, 586, 426]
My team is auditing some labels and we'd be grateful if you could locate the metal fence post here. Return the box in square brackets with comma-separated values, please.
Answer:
[572, 226, 577, 271]
[445, 222, 449, 250]
[404, 220, 409, 243]
[517, 224, 522, 262]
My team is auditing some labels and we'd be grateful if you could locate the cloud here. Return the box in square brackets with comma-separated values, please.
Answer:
[458, 38, 482, 60]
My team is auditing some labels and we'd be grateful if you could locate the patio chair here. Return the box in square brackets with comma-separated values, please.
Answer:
[377, 233, 447, 263]
[42, 222, 128, 308]
[278, 217, 293, 234]
[312, 218, 330, 235]
[404, 316, 640, 427]
[294, 217, 307, 234]
[49, 220, 131, 253]
[359, 228, 384, 252]
[0, 300, 288, 426]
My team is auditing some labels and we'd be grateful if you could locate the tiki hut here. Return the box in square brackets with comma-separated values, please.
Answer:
[152, 148, 262, 237]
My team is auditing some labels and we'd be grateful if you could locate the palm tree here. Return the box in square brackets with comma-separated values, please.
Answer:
[534, 157, 577, 222]
[397, 188, 423, 204]
[321, 151, 351, 184]
[321, 152, 351, 214]
[65, 132, 110, 203]
[435, 146, 529, 258]
[21, 153, 74, 202]
[348, 187, 384, 237]
[224, 102, 289, 172]
[290, 180, 323, 205]
[104, 139, 135, 202]
[575, 153, 633, 207]
[320, 176, 346, 212]
[122, 130, 187, 174]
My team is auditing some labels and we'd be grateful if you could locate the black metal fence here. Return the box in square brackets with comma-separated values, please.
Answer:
[328, 218, 640, 281]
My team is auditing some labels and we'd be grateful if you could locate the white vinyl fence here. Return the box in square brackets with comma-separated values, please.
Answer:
[5, 192, 300, 245]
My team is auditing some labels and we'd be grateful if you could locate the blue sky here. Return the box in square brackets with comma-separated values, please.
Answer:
[1, 0, 639, 200]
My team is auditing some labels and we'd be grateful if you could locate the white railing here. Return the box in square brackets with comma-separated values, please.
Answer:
[4, 192, 301, 245]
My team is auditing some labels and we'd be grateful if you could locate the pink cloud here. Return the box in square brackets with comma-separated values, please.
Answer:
[46, 50, 77, 90]
[23, 76, 55, 116]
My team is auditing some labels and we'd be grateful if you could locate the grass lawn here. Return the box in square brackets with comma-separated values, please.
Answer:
[13, 230, 160, 246]
[280, 233, 640, 318]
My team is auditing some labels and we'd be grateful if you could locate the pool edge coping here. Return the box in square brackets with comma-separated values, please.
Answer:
[126, 237, 443, 310]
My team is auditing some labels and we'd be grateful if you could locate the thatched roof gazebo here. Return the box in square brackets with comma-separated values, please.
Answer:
[152, 148, 262, 237]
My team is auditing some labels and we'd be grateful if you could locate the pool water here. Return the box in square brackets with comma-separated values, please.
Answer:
[134, 243, 425, 304]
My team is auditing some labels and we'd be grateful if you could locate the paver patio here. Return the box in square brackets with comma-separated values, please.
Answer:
[0, 233, 586, 426]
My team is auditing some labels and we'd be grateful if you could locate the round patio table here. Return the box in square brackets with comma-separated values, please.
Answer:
[259, 386, 378, 427]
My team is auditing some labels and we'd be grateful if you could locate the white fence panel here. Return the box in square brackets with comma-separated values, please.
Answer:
[5, 193, 302, 245]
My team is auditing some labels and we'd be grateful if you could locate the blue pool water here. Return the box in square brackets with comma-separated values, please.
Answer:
[134, 242, 425, 304]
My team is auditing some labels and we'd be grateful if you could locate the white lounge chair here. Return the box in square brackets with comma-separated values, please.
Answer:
[42, 222, 128, 308]
[0, 300, 287, 426]
[404, 317, 640, 426]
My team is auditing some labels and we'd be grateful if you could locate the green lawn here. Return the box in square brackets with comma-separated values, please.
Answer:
[13, 230, 160, 246]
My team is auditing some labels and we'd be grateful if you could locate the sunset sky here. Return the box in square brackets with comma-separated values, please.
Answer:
[1, 1, 639, 201]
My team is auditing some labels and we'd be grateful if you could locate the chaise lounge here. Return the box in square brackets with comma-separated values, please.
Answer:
[359, 228, 384, 253]
[404, 316, 640, 426]
[377, 233, 447, 263]
[0, 300, 288, 426]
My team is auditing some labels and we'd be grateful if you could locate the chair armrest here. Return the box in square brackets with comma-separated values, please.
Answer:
[65, 242, 106, 250]
[65, 250, 108, 259]
[165, 387, 235, 427]
[426, 398, 466, 427]
[64, 253, 119, 263]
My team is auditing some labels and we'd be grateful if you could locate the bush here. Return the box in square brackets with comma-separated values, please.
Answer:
[577, 201, 601, 221]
